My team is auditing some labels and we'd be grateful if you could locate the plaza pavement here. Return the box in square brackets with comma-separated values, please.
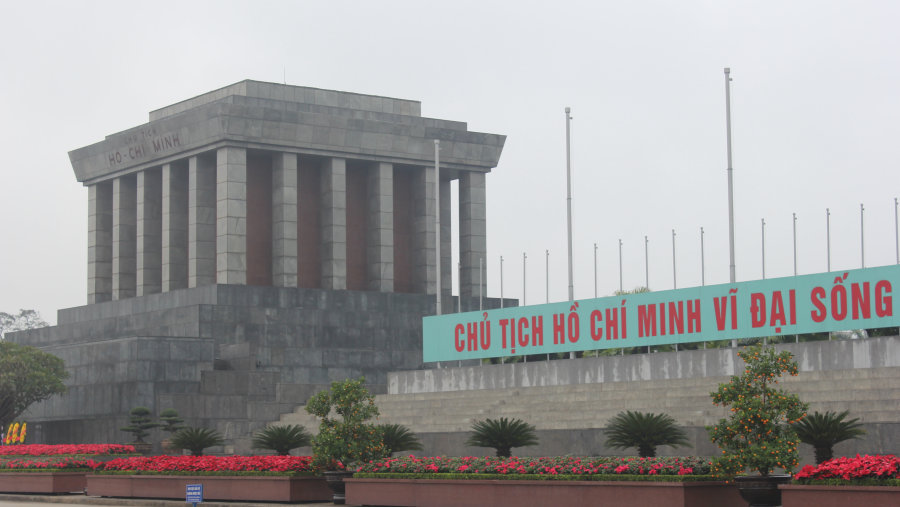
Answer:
[0, 495, 352, 507]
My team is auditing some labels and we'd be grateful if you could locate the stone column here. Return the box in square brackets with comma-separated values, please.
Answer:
[367, 162, 393, 292]
[440, 178, 452, 304]
[189, 155, 216, 288]
[320, 157, 346, 290]
[272, 153, 298, 287]
[112, 175, 137, 300]
[162, 163, 188, 291]
[87, 182, 113, 304]
[412, 166, 436, 294]
[136, 169, 162, 296]
[459, 171, 486, 300]
[216, 147, 247, 285]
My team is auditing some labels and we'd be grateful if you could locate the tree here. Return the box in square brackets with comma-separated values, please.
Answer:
[119, 406, 159, 443]
[794, 410, 866, 464]
[0, 309, 49, 340]
[306, 377, 387, 471]
[707, 345, 808, 478]
[604, 411, 690, 458]
[158, 408, 186, 436]
[0, 341, 68, 429]
[466, 417, 538, 457]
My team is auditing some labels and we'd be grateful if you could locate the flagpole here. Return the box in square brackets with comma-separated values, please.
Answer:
[725, 68, 736, 284]
[434, 140, 441, 315]
[565, 107, 574, 302]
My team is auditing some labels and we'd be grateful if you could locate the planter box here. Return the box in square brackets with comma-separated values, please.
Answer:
[346, 478, 745, 507]
[781, 484, 900, 507]
[0, 472, 86, 494]
[87, 474, 331, 502]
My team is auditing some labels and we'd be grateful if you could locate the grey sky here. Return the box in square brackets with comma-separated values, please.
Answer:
[2, 1, 898, 323]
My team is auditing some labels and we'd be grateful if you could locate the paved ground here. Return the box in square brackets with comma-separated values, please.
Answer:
[0, 495, 354, 507]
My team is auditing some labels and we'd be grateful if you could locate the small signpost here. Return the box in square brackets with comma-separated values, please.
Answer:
[186, 483, 203, 506]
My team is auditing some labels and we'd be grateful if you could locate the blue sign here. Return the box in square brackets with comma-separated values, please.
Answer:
[186, 483, 203, 504]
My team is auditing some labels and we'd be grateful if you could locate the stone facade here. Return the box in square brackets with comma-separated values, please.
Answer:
[10, 81, 507, 450]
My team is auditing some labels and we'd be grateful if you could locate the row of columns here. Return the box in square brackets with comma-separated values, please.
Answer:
[87, 146, 487, 304]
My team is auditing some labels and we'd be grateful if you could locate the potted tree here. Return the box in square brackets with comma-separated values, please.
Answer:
[707, 345, 808, 507]
[119, 407, 159, 455]
[306, 377, 386, 505]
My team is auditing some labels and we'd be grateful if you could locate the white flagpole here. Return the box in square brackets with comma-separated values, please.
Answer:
[725, 68, 736, 285]
[434, 140, 441, 315]
[565, 107, 574, 303]
[500, 256, 504, 308]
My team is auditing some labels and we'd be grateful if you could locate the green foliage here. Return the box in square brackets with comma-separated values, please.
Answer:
[170, 427, 224, 456]
[0, 341, 67, 428]
[707, 345, 808, 478]
[252, 424, 312, 455]
[120, 407, 159, 444]
[604, 411, 689, 458]
[794, 410, 866, 464]
[465, 417, 538, 457]
[0, 309, 49, 340]
[378, 423, 423, 455]
[158, 408, 185, 435]
[354, 472, 718, 482]
[305, 377, 386, 470]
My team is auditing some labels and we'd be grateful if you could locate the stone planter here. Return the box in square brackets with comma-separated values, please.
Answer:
[734, 474, 792, 507]
[345, 478, 745, 507]
[0, 472, 86, 494]
[780, 484, 900, 507]
[86, 474, 331, 502]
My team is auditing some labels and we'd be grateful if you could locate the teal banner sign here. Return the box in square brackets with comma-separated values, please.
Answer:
[423, 265, 899, 362]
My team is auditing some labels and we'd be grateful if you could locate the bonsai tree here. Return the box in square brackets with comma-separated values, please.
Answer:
[306, 377, 387, 471]
[120, 407, 159, 444]
[158, 408, 186, 436]
[252, 424, 312, 455]
[170, 427, 224, 456]
[466, 417, 538, 457]
[707, 345, 808, 479]
[794, 410, 865, 464]
[604, 410, 689, 458]
[378, 423, 424, 455]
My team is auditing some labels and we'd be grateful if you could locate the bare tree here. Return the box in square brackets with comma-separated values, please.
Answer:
[0, 309, 49, 340]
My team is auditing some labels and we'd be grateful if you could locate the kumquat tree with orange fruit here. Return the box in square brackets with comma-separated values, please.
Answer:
[707, 345, 808, 479]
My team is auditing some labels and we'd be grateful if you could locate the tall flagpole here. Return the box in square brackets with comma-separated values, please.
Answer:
[522, 252, 527, 306]
[565, 107, 574, 302]
[644, 235, 649, 289]
[618, 239, 623, 293]
[826, 208, 831, 272]
[593, 243, 598, 298]
[500, 256, 504, 308]
[671, 230, 677, 289]
[860, 203, 865, 268]
[761, 218, 766, 279]
[434, 140, 441, 315]
[700, 227, 705, 286]
[725, 68, 736, 285]
[793, 212, 798, 276]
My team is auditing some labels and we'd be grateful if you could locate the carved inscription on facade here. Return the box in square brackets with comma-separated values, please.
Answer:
[105, 127, 183, 168]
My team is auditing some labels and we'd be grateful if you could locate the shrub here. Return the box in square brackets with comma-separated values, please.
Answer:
[604, 411, 689, 458]
[170, 427, 224, 456]
[378, 423, 423, 455]
[252, 424, 312, 456]
[466, 417, 538, 458]
[794, 410, 866, 464]
[707, 345, 807, 478]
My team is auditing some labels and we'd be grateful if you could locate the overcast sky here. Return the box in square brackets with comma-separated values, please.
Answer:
[2, 1, 899, 324]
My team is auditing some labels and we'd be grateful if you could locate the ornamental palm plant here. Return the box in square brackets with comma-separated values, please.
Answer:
[604, 410, 689, 458]
[378, 423, 423, 455]
[170, 427, 224, 456]
[252, 424, 312, 455]
[793, 410, 866, 464]
[466, 417, 538, 458]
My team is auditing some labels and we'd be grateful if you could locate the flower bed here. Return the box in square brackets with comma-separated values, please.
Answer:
[0, 444, 134, 456]
[348, 456, 744, 507]
[92, 455, 315, 474]
[779, 455, 900, 507]
[86, 455, 330, 502]
[356, 456, 711, 477]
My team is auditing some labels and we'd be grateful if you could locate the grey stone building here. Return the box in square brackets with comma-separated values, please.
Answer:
[11, 81, 505, 451]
